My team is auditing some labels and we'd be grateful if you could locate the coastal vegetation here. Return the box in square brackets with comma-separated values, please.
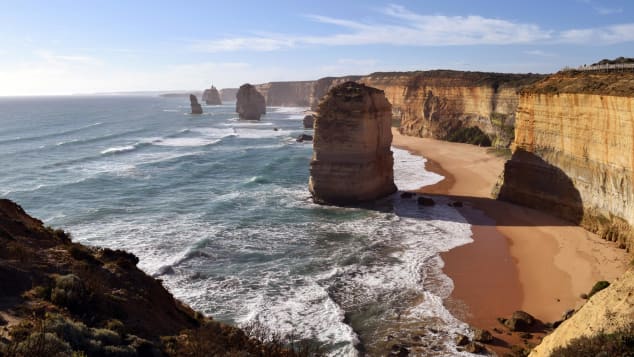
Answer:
[549, 322, 634, 357]
[445, 126, 492, 146]
[0, 199, 311, 356]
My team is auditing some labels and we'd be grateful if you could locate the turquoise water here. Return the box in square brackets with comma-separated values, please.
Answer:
[0, 96, 475, 356]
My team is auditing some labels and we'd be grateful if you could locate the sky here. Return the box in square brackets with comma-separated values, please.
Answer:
[0, 0, 633, 96]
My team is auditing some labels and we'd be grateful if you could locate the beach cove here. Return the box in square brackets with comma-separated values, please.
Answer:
[392, 129, 628, 354]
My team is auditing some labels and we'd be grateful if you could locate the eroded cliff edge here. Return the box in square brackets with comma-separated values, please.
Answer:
[495, 71, 634, 252]
[250, 70, 543, 147]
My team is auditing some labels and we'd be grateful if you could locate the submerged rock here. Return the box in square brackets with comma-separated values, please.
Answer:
[309, 82, 397, 205]
[202, 85, 222, 105]
[190, 94, 203, 114]
[236, 83, 265, 120]
[296, 134, 313, 143]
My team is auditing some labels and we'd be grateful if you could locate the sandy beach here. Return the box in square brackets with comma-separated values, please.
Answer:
[392, 129, 628, 352]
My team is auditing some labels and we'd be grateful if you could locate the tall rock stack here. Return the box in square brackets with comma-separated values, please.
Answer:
[309, 82, 397, 205]
[189, 94, 203, 114]
[202, 85, 222, 105]
[236, 84, 266, 120]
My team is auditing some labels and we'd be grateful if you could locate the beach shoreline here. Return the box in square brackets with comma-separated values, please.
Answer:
[391, 129, 628, 353]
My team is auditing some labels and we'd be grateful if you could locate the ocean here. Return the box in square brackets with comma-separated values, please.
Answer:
[0, 96, 475, 356]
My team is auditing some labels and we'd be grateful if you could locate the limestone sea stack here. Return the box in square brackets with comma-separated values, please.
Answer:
[236, 83, 266, 120]
[309, 81, 397, 205]
[303, 114, 315, 128]
[190, 94, 203, 114]
[202, 85, 222, 105]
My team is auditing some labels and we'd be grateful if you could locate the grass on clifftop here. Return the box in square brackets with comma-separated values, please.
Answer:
[550, 322, 634, 357]
[522, 71, 634, 97]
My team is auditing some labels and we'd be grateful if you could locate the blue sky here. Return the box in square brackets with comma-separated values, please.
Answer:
[1, 0, 633, 95]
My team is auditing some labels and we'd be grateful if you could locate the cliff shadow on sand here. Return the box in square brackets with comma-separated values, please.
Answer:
[494, 149, 584, 226]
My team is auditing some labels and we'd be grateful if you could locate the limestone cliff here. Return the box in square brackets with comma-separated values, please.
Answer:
[219, 88, 238, 102]
[202, 85, 222, 105]
[309, 82, 396, 205]
[529, 269, 634, 357]
[495, 71, 634, 253]
[255, 81, 314, 107]
[236, 83, 266, 120]
[253, 71, 542, 147]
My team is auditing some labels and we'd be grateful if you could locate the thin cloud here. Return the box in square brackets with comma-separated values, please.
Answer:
[189, 37, 296, 52]
[595, 6, 623, 15]
[35, 50, 103, 66]
[559, 23, 634, 44]
[525, 50, 557, 57]
[190, 4, 634, 52]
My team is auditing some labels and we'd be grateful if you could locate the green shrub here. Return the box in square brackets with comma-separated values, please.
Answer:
[550, 323, 634, 356]
[446, 126, 492, 146]
[588, 280, 610, 298]
[103, 319, 125, 336]
[44, 226, 72, 243]
[69, 245, 100, 265]
[99, 248, 139, 268]
[51, 274, 87, 309]
[15, 332, 72, 357]
[102, 344, 137, 356]
[92, 328, 121, 346]
[44, 314, 92, 350]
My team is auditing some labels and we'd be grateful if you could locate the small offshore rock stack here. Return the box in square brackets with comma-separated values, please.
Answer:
[303, 114, 315, 128]
[202, 85, 222, 105]
[236, 83, 266, 120]
[309, 81, 396, 205]
[190, 94, 203, 114]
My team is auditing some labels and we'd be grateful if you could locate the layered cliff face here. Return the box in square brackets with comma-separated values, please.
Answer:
[495, 72, 634, 253]
[236, 83, 266, 120]
[309, 82, 396, 205]
[253, 71, 542, 147]
[202, 85, 222, 105]
[255, 81, 314, 107]
[219, 88, 238, 102]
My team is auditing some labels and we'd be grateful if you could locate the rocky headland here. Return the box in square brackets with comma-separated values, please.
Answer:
[236, 84, 266, 120]
[201, 85, 222, 105]
[309, 82, 396, 205]
[189, 94, 202, 114]
[0, 199, 307, 356]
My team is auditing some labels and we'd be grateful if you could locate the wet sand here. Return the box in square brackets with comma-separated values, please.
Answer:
[392, 129, 628, 353]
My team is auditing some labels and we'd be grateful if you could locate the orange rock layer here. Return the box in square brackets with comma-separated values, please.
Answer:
[495, 77, 634, 253]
